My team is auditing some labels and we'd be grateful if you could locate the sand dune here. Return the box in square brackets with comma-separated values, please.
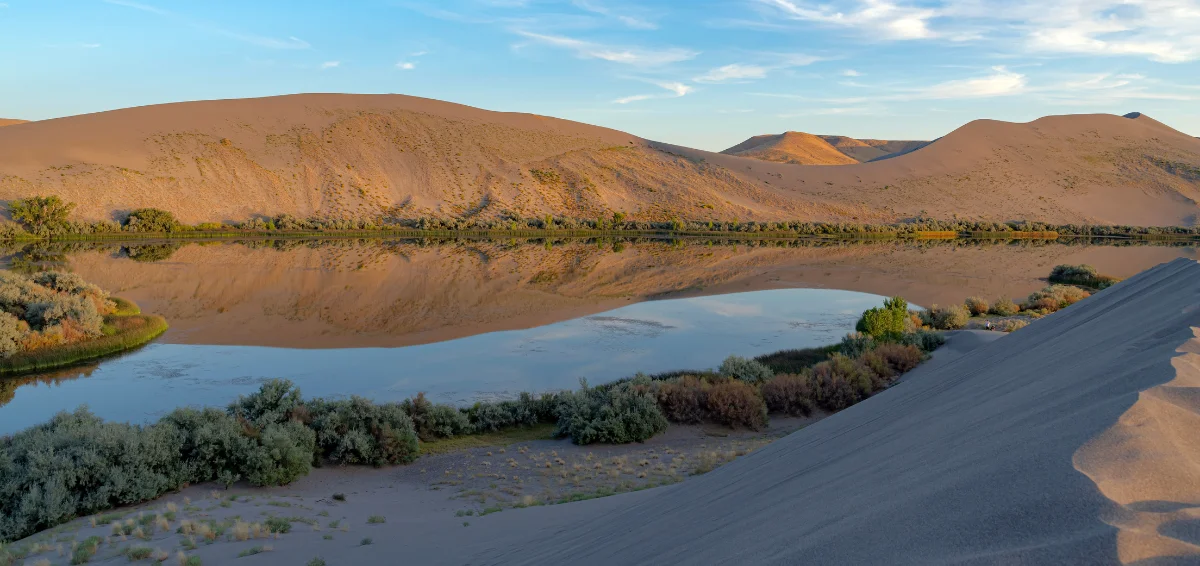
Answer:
[458, 258, 1199, 564]
[720, 131, 859, 165]
[0, 119, 26, 128]
[1, 94, 1199, 225]
[817, 135, 929, 162]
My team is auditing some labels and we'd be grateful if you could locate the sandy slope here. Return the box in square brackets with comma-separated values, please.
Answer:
[1, 94, 1198, 225]
[720, 131, 859, 165]
[457, 258, 1200, 564]
[0, 119, 26, 128]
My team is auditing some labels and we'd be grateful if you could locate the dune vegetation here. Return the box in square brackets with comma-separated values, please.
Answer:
[0, 270, 166, 375]
[0, 296, 950, 543]
[5, 195, 1200, 244]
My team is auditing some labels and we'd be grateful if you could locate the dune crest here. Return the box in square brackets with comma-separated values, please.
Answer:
[1074, 326, 1200, 563]
[0, 119, 26, 128]
[720, 131, 859, 165]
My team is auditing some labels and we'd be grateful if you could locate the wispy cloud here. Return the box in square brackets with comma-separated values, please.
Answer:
[103, 0, 311, 50]
[571, 0, 658, 30]
[757, 0, 938, 40]
[514, 30, 697, 66]
[917, 66, 1026, 99]
[842, 69, 862, 77]
[693, 53, 822, 84]
[320, 61, 340, 69]
[614, 80, 693, 104]
[396, 61, 416, 70]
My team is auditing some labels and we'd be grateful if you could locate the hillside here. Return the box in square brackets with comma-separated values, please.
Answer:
[0, 95, 1199, 226]
[818, 135, 929, 162]
[0, 119, 26, 128]
[719, 131, 859, 165]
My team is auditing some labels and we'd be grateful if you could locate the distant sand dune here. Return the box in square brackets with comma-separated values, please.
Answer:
[1, 94, 1198, 226]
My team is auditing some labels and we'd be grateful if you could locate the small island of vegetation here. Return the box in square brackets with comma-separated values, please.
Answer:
[0, 270, 167, 375]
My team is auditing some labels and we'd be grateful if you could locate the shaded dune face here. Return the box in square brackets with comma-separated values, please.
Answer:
[720, 131, 860, 165]
[472, 259, 1200, 564]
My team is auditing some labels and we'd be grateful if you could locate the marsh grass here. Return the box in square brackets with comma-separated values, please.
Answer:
[419, 423, 555, 455]
[0, 308, 166, 375]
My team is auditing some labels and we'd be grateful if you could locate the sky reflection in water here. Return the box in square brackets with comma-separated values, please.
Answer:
[0, 288, 883, 434]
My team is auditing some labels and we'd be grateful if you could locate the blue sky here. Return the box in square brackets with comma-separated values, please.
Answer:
[2, 0, 1199, 151]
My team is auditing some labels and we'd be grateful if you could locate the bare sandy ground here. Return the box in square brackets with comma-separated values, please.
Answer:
[720, 131, 860, 165]
[1, 93, 1198, 225]
[53, 239, 1196, 348]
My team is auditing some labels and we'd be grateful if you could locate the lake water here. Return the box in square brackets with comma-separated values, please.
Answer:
[0, 237, 1195, 434]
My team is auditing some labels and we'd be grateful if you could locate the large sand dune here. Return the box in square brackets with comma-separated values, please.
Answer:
[457, 258, 1200, 564]
[721, 131, 860, 165]
[1, 94, 1199, 226]
[0, 119, 26, 128]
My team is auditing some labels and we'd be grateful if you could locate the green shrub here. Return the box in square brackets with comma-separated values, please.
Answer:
[243, 421, 315, 486]
[123, 208, 179, 233]
[554, 380, 668, 445]
[160, 407, 254, 487]
[8, 196, 75, 235]
[839, 332, 878, 358]
[761, 373, 815, 416]
[990, 297, 1020, 317]
[921, 304, 970, 330]
[811, 354, 874, 411]
[464, 394, 547, 433]
[1023, 285, 1090, 312]
[705, 380, 768, 430]
[855, 296, 909, 338]
[308, 397, 419, 466]
[403, 393, 472, 440]
[964, 297, 989, 316]
[718, 355, 774, 384]
[994, 319, 1029, 332]
[265, 517, 293, 533]
[754, 345, 836, 374]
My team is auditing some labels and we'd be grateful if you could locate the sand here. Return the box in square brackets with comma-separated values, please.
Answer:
[0, 119, 26, 128]
[1, 94, 1198, 226]
[720, 131, 860, 165]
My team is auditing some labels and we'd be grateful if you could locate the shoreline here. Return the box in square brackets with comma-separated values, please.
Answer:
[0, 298, 168, 376]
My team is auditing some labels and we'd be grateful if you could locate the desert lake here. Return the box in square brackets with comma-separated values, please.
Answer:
[0, 236, 1195, 433]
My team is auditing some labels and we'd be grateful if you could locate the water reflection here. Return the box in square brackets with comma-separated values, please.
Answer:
[1, 288, 880, 433]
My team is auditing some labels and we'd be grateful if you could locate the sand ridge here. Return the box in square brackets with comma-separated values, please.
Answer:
[720, 131, 860, 165]
[1, 94, 1198, 226]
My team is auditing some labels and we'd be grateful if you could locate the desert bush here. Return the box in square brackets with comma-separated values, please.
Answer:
[160, 407, 253, 487]
[869, 343, 923, 374]
[761, 373, 815, 416]
[123, 208, 179, 233]
[921, 304, 970, 330]
[402, 393, 472, 440]
[993, 319, 1029, 332]
[0, 408, 187, 542]
[989, 297, 1020, 317]
[754, 345, 836, 374]
[655, 376, 709, 424]
[896, 329, 945, 353]
[554, 380, 667, 445]
[0, 311, 25, 357]
[308, 397, 419, 466]
[8, 196, 75, 235]
[1023, 285, 1090, 312]
[705, 380, 768, 430]
[855, 296, 909, 338]
[839, 332, 878, 358]
[964, 297, 989, 316]
[227, 379, 305, 429]
[811, 354, 875, 411]
[464, 393, 550, 433]
[718, 355, 774, 384]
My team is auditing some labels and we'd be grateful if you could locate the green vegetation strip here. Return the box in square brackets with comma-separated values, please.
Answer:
[0, 307, 167, 375]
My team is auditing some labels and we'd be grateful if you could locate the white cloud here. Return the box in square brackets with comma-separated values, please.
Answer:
[320, 61, 340, 69]
[842, 69, 862, 76]
[614, 80, 693, 104]
[917, 66, 1026, 99]
[396, 61, 416, 70]
[694, 64, 769, 83]
[515, 30, 697, 66]
[757, 0, 938, 40]
[81, 43, 102, 49]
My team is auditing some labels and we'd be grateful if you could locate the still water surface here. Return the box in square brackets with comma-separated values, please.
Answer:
[0, 237, 1194, 434]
